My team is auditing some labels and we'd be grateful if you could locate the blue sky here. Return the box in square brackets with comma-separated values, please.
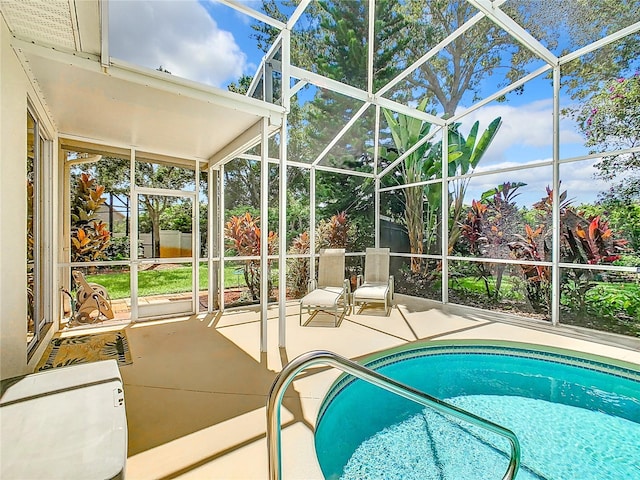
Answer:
[109, 0, 262, 86]
[108, 0, 620, 207]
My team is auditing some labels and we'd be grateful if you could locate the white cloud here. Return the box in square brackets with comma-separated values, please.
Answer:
[109, 0, 247, 87]
[462, 157, 610, 207]
[450, 99, 614, 205]
[559, 161, 610, 204]
[454, 99, 584, 166]
[463, 162, 553, 207]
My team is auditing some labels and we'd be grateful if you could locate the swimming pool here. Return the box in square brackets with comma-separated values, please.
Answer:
[315, 342, 640, 480]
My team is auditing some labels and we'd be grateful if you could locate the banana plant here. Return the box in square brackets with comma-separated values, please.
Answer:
[380, 98, 502, 272]
[380, 98, 437, 272]
[444, 117, 502, 253]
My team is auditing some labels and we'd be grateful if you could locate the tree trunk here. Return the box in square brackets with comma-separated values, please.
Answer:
[494, 264, 505, 300]
[150, 208, 161, 258]
[404, 185, 424, 273]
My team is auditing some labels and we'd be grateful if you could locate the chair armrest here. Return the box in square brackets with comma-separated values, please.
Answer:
[389, 275, 394, 299]
[356, 274, 363, 288]
[343, 278, 351, 294]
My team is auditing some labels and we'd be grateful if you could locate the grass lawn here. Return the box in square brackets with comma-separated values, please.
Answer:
[449, 274, 525, 301]
[85, 264, 275, 299]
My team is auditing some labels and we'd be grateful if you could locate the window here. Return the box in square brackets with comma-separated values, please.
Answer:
[27, 109, 50, 353]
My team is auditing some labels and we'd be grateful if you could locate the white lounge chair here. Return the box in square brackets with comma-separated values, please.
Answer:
[299, 248, 350, 326]
[353, 247, 394, 315]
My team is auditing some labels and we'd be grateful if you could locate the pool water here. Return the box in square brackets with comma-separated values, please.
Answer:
[315, 345, 640, 480]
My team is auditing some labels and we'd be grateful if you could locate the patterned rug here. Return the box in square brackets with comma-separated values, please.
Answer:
[37, 330, 132, 371]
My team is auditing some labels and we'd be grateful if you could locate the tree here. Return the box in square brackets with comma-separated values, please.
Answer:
[136, 164, 195, 257]
[574, 74, 640, 201]
[540, 2, 640, 101]
[234, 0, 410, 258]
[89, 157, 198, 258]
[315, 169, 375, 251]
[440, 117, 503, 252]
[227, 74, 253, 95]
[396, 0, 640, 116]
[307, 0, 409, 160]
[223, 159, 262, 211]
[380, 98, 437, 272]
[380, 99, 502, 272]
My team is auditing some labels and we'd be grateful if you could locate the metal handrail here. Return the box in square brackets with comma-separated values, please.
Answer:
[266, 350, 521, 480]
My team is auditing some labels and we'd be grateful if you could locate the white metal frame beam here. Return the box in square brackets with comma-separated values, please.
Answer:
[287, 0, 312, 30]
[209, 119, 281, 167]
[311, 103, 370, 166]
[260, 118, 269, 352]
[218, 0, 286, 30]
[100, 0, 109, 67]
[559, 21, 640, 65]
[468, 0, 558, 66]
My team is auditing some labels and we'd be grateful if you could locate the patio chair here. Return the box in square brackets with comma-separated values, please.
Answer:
[353, 247, 394, 315]
[299, 248, 350, 327]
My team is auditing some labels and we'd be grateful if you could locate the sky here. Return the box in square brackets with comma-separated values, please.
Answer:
[108, 0, 619, 207]
[109, 0, 263, 86]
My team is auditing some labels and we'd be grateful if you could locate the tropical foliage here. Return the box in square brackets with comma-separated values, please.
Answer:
[503, 186, 627, 316]
[225, 212, 278, 301]
[70, 172, 111, 262]
[380, 98, 437, 272]
[574, 74, 640, 202]
[287, 212, 352, 298]
[380, 99, 502, 273]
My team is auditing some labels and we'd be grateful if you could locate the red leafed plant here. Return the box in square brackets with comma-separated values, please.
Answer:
[225, 212, 278, 301]
[508, 223, 551, 313]
[510, 186, 629, 315]
[460, 199, 488, 255]
[316, 211, 350, 250]
[70, 172, 111, 262]
[570, 216, 627, 264]
[287, 212, 352, 298]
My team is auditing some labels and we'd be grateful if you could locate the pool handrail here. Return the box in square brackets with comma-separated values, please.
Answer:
[266, 349, 521, 480]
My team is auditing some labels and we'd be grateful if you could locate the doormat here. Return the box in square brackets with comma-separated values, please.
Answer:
[37, 330, 132, 371]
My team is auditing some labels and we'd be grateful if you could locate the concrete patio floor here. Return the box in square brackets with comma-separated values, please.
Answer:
[117, 295, 640, 479]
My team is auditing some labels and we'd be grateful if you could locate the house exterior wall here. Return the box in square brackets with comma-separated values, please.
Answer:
[1, 18, 57, 379]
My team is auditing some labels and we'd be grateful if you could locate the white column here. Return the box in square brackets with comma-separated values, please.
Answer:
[219, 164, 226, 311]
[260, 117, 269, 352]
[441, 128, 449, 304]
[193, 161, 200, 315]
[279, 29, 290, 348]
[208, 166, 216, 312]
[100, 0, 109, 67]
[309, 167, 316, 281]
[551, 66, 561, 326]
[374, 105, 381, 247]
[279, 123, 288, 347]
[130, 148, 138, 321]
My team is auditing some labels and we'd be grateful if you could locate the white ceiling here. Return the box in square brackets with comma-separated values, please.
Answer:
[24, 50, 280, 161]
